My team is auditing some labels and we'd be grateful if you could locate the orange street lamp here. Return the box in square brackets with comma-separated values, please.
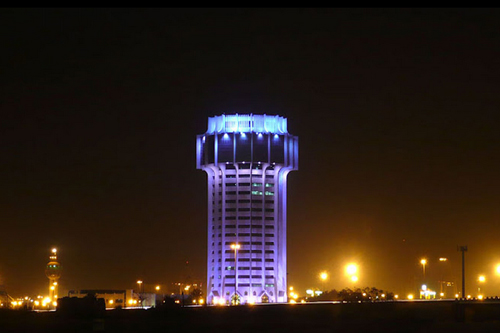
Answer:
[420, 259, 427, 279]
[346, 264, 358, 276]
[230, 243, 240, 305]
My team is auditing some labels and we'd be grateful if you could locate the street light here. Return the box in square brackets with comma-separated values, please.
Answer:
[420, 259, 427, 279]
[137, 280, 143, 308]
[320, 271, 328, 292]
[230, 243, 240, 305]
[478, 275, 486, 296]
[496, 264, 500, 275]
[346, 264, 358, 276]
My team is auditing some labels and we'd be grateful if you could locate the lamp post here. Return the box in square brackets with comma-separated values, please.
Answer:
[345, 264, 358, 289]
[478, 275, 485, 297]
[137, 280, 143, 308]
[230, 243, 240, 305]
[320, 272, 328, 292]
[458, 245, 467, 298]
[438, 258, 448, 296]
[420, 259, 427, 280]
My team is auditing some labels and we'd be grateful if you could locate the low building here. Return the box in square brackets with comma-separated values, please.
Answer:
[67, 289, 156, 308]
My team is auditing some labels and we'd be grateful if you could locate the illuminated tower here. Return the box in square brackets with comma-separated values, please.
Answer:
[45, 248, 62, 306]
[196, 114, 298, 304]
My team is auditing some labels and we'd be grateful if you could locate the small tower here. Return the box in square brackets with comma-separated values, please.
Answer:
[45, 248, 62, 306]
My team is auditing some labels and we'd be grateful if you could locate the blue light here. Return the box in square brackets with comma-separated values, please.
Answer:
[258, 133, 263, 138]
[274, 134, 279, 140]
[206, 114, 288, 135]
[202, 136, 206, 143]
[223, 133, 230, 140]
[240, 132, 246, 139]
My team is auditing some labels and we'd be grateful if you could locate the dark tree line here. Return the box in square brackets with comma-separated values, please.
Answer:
[311, 287, 395, 302]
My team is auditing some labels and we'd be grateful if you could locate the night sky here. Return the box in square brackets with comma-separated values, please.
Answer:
[1, 8, 500, 298]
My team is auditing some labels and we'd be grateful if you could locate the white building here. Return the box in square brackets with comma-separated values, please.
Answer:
[197, 114, 298, 305]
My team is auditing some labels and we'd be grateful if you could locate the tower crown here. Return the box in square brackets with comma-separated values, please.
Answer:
[45, 248, 62, 280]
[206, 114, 288, 135]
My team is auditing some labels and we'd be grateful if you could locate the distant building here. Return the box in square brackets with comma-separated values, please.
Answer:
[67, 289, 156, 308]
[0, 287, 14, 308]
[197, 114, 298, 304]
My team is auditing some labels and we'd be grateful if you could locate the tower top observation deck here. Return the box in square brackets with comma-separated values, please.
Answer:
[205, 114, 288, 135]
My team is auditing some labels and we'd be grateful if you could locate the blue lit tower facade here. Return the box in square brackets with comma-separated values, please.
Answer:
[196, 114, 298, 305]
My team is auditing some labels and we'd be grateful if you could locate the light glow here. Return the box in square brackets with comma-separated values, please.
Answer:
[351, 276, 358, 282]
[346, 264, 358, 275]
[407, 294, 414, 300]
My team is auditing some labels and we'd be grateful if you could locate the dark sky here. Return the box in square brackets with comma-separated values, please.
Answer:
[1, 8, 500, 298]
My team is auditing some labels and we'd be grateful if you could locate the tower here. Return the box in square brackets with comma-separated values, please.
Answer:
[196, 114, 298, 304]
[45, 248, 62, 306]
